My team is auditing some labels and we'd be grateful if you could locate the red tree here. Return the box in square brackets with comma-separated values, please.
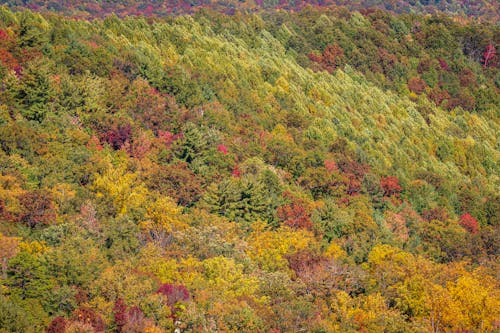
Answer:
[309, 44, 345, 73]
[47, 317, 67, 333]
[217, 144, 228, 155]
[157, 283, 190, 308]
[113, 298, 127, 332]
[408, 77, 427, 94]
[482, 43, 497, 68]
[324, 159, 338, 172]
[277, 202, 313, 230]
[231, 164, 241, 178]
[381, 176, 402, 197]
[101, 124, 132, 150]
[72, 307, 106, 332]
[321, 44, 345, 73]
[18, 190, 56, 228]
[346, 175, 362, 196]
[459, 213, 479, 234]
[422, 207, 449, 222]
[438, 58, 449, 71]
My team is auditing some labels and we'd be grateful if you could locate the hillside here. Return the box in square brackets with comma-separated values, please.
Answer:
[0, 5, 499, 333]
[1, 0, 500, 21]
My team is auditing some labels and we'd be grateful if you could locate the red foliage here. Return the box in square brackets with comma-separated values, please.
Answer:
[128, 131, 152, 159]
[0, 49, 21, 73]
[447, 92, 476, 111]
[321, 44, 344, 73]
[324, 159, 338, 172]
[378, 48, 398, 74]
[18, 190, 56, 228]
[101, 124, 132, 150]
[417, 59, 431, 73]
[113, 299, 127, 333]
[217, 144, 228, 155]
[336, 159, 370, 178]
[380, 176, 402, 197]
[459, 213, 479, 234]
[74, 287, 89, 304]
[72, 307, 106, 332]
[482, 43, 497, 68]
[277, 202, 313, 230]
[47, 316, 67, 333]
[286, 250, 324, 277]
[438, 58, 450, 71]
[157, 283, 190, 307]
[429, 86, 450, 106]
[0, 198, 14, 222]
[125, 306, 146, 330]
[408, 77, 427, 94]
[158, 130, 182, 147]
[307, 52, 322, 63]
[422, 207, 449, 222]
[0, 29, 8, 40]
[309, 44, 345, 73]
[86, 135, 103, 151]
[231, 164, 241, 178]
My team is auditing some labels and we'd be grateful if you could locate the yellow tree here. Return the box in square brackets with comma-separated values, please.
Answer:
[92, 160, 148, 217]
[246, 222, 314, 272]
[140, 196, 188, 246]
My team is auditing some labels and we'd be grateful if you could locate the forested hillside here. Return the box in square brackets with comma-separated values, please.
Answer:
[1, 0, 500, 21]
[0, 4, 499, 333]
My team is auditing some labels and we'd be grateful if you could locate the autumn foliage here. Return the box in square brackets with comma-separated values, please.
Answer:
[277, 202, 313, 230]
[0, 4, 498, 333]
[459, 213, 479, 234]
[380, 176, 402, 197]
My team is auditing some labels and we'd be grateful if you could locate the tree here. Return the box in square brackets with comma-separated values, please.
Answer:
[146, 162, 203, 207]
[408, 77, 427, 94]
[482, 43, 497, 68]
[71, 307, 106, 332]
[308, 44, 345, 73]
[0, 233, 20, 279]
[459, 213, 479, 234]
[113, 298, 128, 332]
[157, 283, 190, 317]
[12, 59, 54, 122]
[200, 178, 271, 228]
[47, 316, 67, 333]
[277, 202, 313, 230]
[18, 190, 56, 228]
[380, 176, 402, 197]
[101, 123, 132, 150]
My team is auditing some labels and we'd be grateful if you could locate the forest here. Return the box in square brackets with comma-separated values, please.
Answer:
[0, 1, 499, 332]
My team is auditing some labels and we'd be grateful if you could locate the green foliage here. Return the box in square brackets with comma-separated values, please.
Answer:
[0, 6, 498, 333]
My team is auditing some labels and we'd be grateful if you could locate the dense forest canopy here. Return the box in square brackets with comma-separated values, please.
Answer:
[1, 0, 500, 21]
[0, 2, 499, 333]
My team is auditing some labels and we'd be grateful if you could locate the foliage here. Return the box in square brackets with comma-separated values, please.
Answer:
[0, 5, 497, 333]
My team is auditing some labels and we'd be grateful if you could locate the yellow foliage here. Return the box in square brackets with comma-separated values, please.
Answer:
[141, 247, 203, 287]
[324, 242, 347, 260]
[144, 325, 165, 333]
[140, 197, 188, 234]
[247, 222, 314, 271]
[93, 162, 148, 216]
[0, 173, 25, 215]
[18, 240, 48, 255]
[202, 256, 259, 300]
[447, 271, 500, 331]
